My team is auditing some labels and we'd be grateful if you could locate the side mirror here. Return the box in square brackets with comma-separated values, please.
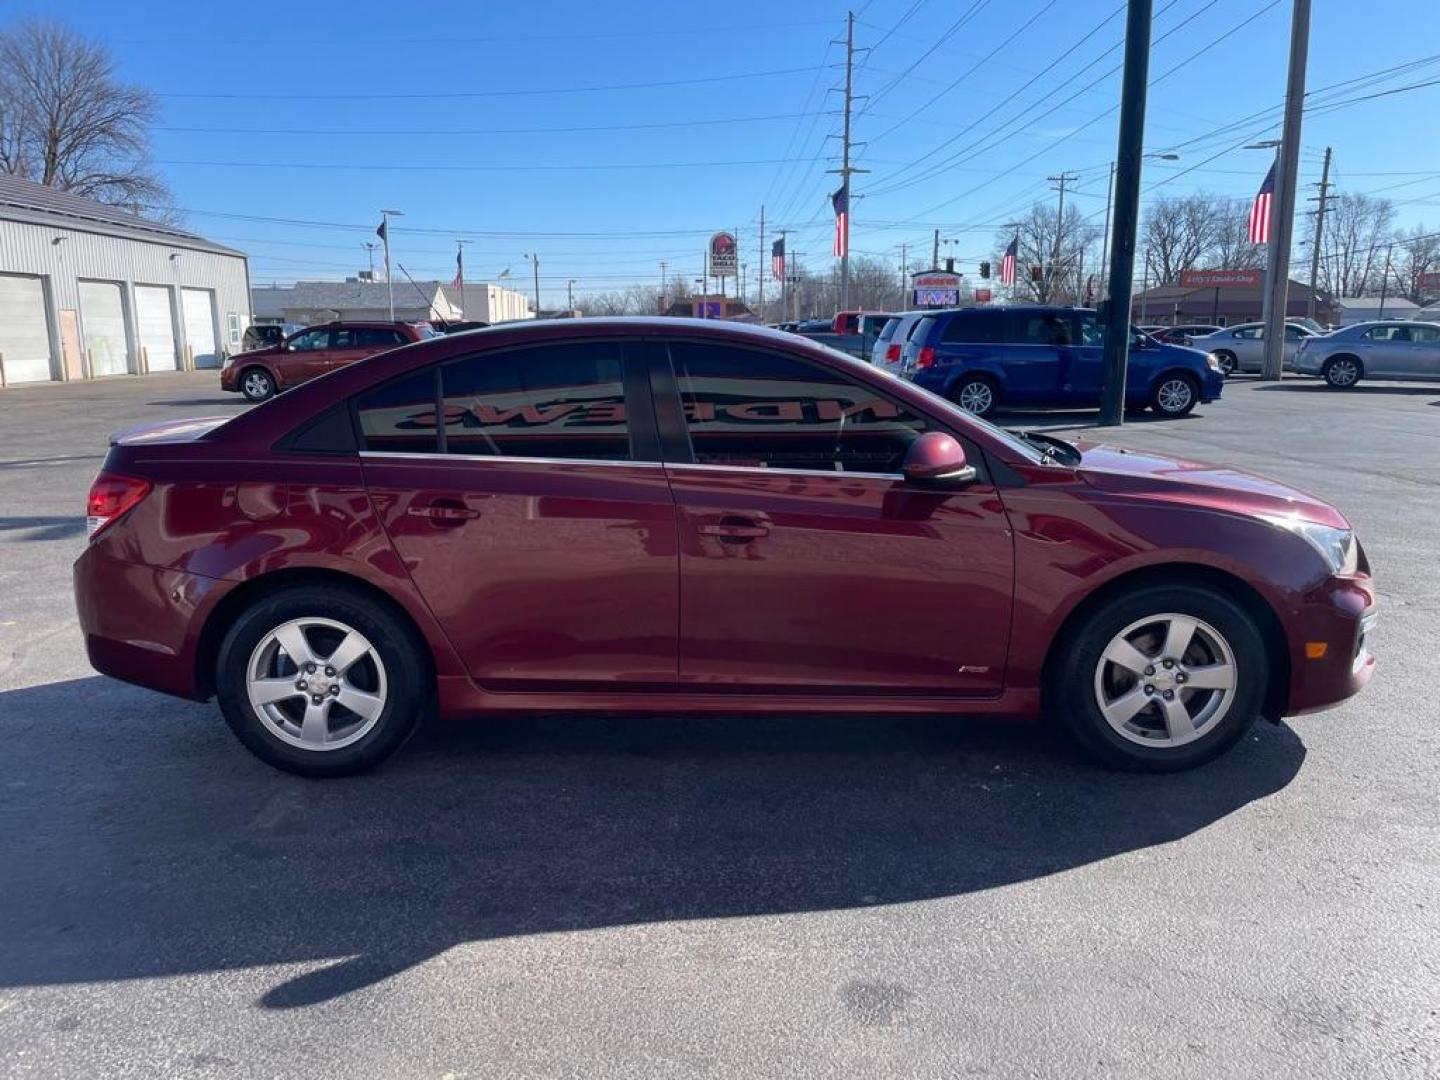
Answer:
[902, 431, 977, 486]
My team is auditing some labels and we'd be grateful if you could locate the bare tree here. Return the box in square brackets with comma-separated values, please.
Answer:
[1316, 193, 1394, 297]
[1142, 194, 1226, 283]
[1204, 199, 1266, 270]
[1388, 223, 1440, 304]
[995, 202, 1100, 304]
[0, 19, 170, 213]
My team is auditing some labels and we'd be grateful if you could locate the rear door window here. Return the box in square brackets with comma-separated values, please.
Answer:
[942, 310, 1003, 344]
[1075, 310, 1105, 346]
[441, 341, 634, 461]
[355, 367, 439, 455]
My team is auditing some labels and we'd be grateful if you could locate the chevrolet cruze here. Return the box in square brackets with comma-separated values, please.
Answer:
[75, 319, 1375, 777]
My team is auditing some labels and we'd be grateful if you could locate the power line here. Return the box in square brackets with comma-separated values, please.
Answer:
[156, 111, 825, 138]
[154, 156, 842, 173]
[158, 65, 820, 100]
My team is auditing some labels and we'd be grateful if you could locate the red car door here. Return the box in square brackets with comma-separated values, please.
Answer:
[356, 339, 679, 688]
[279, 326, 335, 386]
[655, 340, 1015, 695]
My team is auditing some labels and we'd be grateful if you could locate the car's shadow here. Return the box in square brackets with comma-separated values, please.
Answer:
[1252, 382, 1440, 396]
[0, 677, 1305, 1009]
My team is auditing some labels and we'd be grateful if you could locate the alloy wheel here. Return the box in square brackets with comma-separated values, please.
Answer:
[242, 371, 273, 400]
[1092, 613, 1237, 748]
[957, 380, 994, 415]
[1326, 358, 1359, 387]
[1156, 377, 1194, 414]
[245, 617, 388, 751]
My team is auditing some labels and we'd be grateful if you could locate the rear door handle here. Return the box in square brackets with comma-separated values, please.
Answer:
[407, 500, 480, 525]
[697, 516, 769, 542]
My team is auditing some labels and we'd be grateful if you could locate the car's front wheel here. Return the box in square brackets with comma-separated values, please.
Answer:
[1151, 373, 1198, 416]
[239, 367, 277, 402]
[950, 374, 999, 418]
[1213, 349, 1237, 377]
[1322, 355, 1362, 388]
[1050, 584, 1267, 771]
[215, 585, 428, 777]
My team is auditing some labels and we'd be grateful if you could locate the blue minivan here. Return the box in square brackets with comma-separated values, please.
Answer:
[898, 305, 1224, 418]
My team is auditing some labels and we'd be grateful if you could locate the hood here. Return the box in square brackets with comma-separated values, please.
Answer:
[224, 344, 281, 364]
[110, 417, 231, 446]
[1074, 442, 1348, 529]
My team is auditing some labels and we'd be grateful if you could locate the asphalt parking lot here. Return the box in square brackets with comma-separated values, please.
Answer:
[1, 371, 1437, 1079]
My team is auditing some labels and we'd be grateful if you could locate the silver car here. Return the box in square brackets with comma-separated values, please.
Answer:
[1190, 322, 1315, 376]
[875, 311, 927, 370]
[1293, 320, 1440, 387]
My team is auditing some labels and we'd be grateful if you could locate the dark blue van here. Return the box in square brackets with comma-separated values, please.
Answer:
[900, 305, 1224, 418]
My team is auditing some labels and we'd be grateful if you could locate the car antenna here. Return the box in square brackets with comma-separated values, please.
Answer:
[396, 262, 447, 328]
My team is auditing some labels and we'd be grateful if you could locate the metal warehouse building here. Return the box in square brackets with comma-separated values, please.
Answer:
[0, 176, 250, 387]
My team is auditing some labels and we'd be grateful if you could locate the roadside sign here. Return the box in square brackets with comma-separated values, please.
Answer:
[709, 233, 738, 278]
[1180, 268, 1263, 288]
[1417, 270, 1440, 289]
[974, 287, 992, 303]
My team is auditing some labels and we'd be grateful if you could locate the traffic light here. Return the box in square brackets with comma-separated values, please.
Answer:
[979, 261, 990, 279]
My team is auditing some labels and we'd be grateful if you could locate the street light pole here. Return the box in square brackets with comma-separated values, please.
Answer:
[525, 254, 541, 317]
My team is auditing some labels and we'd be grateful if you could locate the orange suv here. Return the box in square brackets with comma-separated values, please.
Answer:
[221, 321, 434, 402]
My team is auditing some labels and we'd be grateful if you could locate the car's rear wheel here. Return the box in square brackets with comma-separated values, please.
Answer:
[1151, 372, 1198, 416]
[1213, 349, 1238, 377]
[1050, 584, 1266, 771]
[950, 374, 999, 418]
[240, 367, 277, 402]
[1322, 355, 1362, 388]
[215, 585, 428, 777]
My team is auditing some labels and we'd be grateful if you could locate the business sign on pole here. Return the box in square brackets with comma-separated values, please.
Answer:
[1417, 270, 1440, 289]
[912, 270, 962, 308]
[1180, 268, 1263, 288]
[709, 232, 738, 278]
[973, 287, 992, 303]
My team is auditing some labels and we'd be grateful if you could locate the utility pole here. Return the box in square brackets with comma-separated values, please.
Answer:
[525, 253, 541, 317]
[1259, 0, 1311, 380]
[1307, 146, 1333, 322]
[1099, 161, 1115, 300]
[827, 10, 867, 311]
[757, 205, 766, 313]
[932, 228, 940, 269]
[1048, 172, 1078, 300]
[659, 260, 668, 314]
[454, 239, 471, 318]
[778, 229, 788, 321]
[567, 279, 575, 312]
[900, 242, 908, 308]
[1098, 0, 1153, 427]
[1377, 243, 1394, 318]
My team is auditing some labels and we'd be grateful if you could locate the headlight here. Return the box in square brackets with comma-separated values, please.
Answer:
[1259, 515, 1358, 575]
[1206, 352, 1222, 372]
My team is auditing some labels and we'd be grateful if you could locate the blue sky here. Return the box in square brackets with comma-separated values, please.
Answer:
[19, 0, 1440, 305]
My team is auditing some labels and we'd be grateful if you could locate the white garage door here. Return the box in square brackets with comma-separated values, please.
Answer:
[79, 280, 130, 377]
[181, 288, 219, 369]
[134, 285, 178, 372]
[0, 274, 54, 384]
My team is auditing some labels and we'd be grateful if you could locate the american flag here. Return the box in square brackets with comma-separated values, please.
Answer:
[771, 237, 785, 281]
[1248, 162, 1276, 245]
[1000, 236, 1018, 285]
[831, 184, 849, 258]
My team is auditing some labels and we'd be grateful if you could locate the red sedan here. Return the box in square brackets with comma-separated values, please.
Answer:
[75, 319, 1375, 777]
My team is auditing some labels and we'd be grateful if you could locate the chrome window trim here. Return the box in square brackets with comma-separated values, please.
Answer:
[358, 451, 663, 469]
[663, 461, 904, 482]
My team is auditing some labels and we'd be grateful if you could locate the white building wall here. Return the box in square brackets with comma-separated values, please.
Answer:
[0, 216, 250, 380]
[459, 283, 533, 323]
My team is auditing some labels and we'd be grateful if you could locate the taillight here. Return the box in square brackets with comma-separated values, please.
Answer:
[885, 343, 901, 362]
[86, 472, 152, 539]
[916, 346, 936, 370]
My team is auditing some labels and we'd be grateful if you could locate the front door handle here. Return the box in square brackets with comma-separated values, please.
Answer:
[697, 515, 769, 543]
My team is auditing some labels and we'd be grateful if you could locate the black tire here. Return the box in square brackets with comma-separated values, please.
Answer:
[1150, 371, 1199, 417]
[239, 366, 277, 402]
[1322, 355, 1362, 389]
[1213, 349, 1238, 377]
[215, 584, 429, 777]
[1050, 584, 1267, 771]
[950, 374, 999, 418]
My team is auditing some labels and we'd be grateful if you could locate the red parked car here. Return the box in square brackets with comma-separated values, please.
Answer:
[220, 320, 434, 402]
[76, 319, 1376, 777]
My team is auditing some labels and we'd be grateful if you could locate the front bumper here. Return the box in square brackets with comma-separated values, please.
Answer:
[1284, 575, 1376, 716]
[74, 547, 235, 701]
